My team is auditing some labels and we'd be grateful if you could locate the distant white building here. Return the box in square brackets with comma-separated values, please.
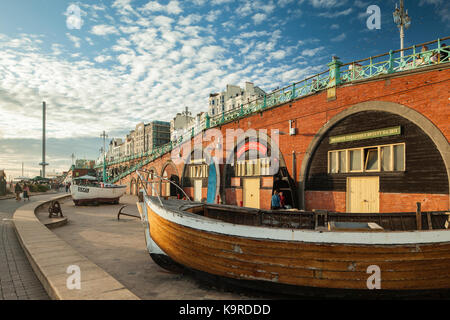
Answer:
[170, 107, 208, 142]
[208, 82, 266, 116]
[171, 107, 194, 142]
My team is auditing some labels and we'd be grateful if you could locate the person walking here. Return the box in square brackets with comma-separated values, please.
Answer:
[23, 184, 30, 201]
[15, 183, 22, 201]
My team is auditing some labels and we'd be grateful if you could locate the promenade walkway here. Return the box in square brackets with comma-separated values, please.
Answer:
[49, 195, 275, 299]
[0, 193, 60, 300]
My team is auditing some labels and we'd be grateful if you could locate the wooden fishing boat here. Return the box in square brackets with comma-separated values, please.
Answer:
[136, 194, 450, 297]
[71, 175, 126, 205]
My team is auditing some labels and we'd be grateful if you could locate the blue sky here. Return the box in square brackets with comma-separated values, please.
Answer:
[0, 0, 448, 179]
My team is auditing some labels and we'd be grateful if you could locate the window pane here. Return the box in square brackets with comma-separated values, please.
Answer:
[330, 152, 338, 173]
[349, 150, 362, 171]
[381, 146, 391, 171]
[365, 149, 379, 171]
[394, 144, 405, 171]
[339, 151, 346, 173]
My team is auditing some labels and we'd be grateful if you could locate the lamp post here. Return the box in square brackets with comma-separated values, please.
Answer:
[393, 0, 411, 58]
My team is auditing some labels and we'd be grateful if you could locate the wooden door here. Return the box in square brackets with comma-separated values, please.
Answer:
[151, 182, 156, 196]
[194, 179, 202, 202]
[243, 178, 260, 209]
[347, 177, 379, 213]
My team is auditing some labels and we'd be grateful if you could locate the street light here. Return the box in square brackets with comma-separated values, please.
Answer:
[393, 0, 411, 58]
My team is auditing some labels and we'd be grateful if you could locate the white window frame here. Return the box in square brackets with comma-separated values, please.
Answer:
[328, 143, 405, 174]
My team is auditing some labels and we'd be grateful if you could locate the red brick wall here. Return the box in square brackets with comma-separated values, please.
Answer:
[305, 191, 449, 213]
[115, 67, 450, 212]
[305, 191, 347, 212]
[379, 193, 449, 212]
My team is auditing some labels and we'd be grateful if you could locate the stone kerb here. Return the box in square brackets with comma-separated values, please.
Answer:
[12, 194, 140, 300]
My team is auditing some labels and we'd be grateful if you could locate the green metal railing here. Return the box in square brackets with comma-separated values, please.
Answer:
[97, 37, 450, 184]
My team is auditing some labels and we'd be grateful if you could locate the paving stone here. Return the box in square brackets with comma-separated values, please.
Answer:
[0, 195, 53, 300]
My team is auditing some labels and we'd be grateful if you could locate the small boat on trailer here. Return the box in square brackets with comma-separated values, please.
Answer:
[71, 175, 126, 206]
[136, 192, 450, 297]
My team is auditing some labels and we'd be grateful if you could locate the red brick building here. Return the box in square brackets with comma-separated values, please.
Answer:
[114, 63, 449, 214]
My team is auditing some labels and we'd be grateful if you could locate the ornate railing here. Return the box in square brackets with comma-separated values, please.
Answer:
[97, 36, 450, 183]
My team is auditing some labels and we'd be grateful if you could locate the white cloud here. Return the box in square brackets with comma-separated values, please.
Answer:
[66, 33, 81, 48]
[94, 55, 113, 63]
[140, 0, 183, 15]
[112, 0, 136, 15]
[309, 0, 346, 8]
[120, 26, 140, 34]
[205, 10, 221, 23]
[331, 33, 346, 42]
[252, 13, 267, 25]
[318, 8, 352, 18]
[270, 50, 287, 60]
[179, 14, 202, 26]
[91, 25, 120, 36]
[301, 46, 325, 57]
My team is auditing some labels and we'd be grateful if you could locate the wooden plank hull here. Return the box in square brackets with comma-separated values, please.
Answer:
[142, 198, 450, 292]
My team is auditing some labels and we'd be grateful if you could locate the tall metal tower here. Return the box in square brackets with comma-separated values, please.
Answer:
[39, 102, 49, 178]
[100, 131, 108, 182]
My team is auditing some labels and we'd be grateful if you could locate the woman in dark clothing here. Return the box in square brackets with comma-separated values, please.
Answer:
[15, 183, 22, 201]
[23, 184, 30, 201]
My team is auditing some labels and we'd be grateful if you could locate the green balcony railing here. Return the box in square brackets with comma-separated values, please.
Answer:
[98, 36, 450, 183]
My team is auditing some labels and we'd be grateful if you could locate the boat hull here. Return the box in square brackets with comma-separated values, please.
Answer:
[141, 197, 450, 293]
[71, 185, 126, 205]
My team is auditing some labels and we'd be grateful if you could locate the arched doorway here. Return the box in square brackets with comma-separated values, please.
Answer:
[224, 131, 296, 210]
[181, 148, 219, 202]
[301, 103, 449, 213]
[160, 162, 181, 198]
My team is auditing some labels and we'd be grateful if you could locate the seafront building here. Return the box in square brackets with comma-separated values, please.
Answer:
[208, 82, 266, 116]
[103, 121, 170, 162]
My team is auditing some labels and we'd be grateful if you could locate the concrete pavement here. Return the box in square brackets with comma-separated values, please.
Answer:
[13, 194, 139, 300]
[0, 194, 56, 300]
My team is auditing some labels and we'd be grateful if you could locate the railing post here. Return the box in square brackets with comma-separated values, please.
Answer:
[412, 45, 416, 66]
[205, 113, 210, 129]
[263, 94, 267, 109]
[240, 103, 243, 116]
[388, 50, 394, 74]
[291, 83, 296, 100]
[221, 111, 225, 123]
[326, 56, 343, 88]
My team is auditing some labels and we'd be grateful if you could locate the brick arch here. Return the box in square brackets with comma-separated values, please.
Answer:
[181, 147, 213, 183]
[144, 166, 158, 196]
[160, 161, 180, 197]
[224, 129, 287, 168]
[298, 101, 450, 210]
